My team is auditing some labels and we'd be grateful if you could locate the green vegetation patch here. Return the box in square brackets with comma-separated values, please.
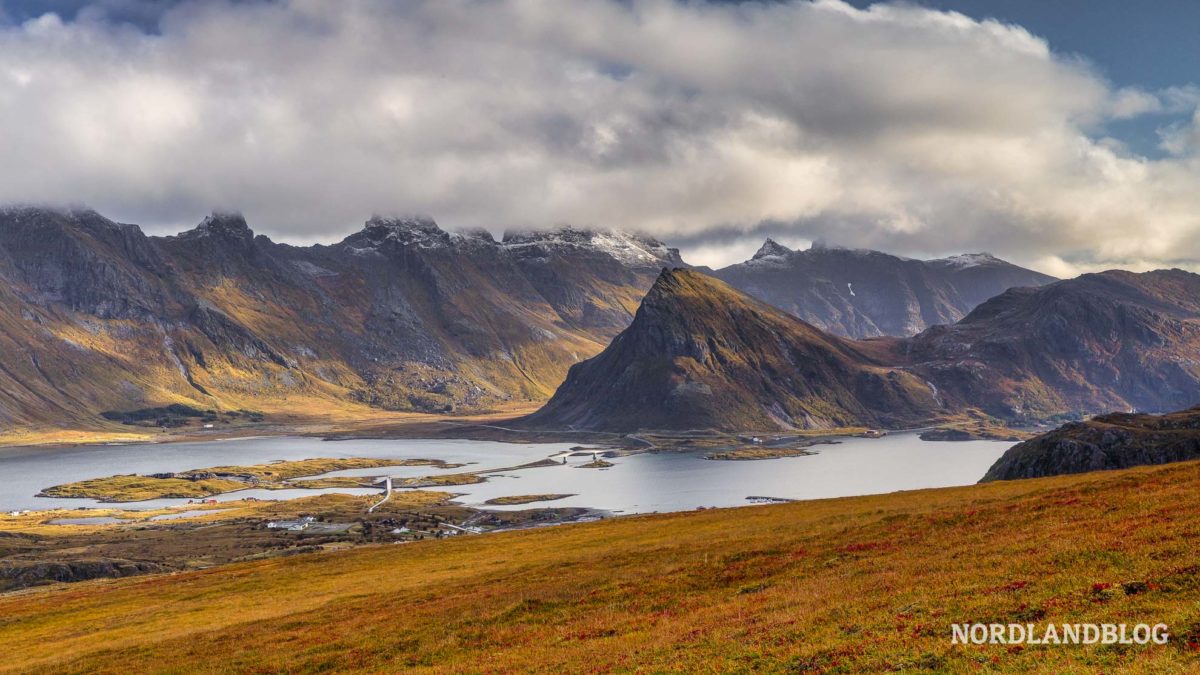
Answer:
[99, 405, 266, 428]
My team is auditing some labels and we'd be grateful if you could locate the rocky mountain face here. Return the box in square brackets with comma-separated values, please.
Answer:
[905, 269, 1200, 422]
[0, 207, 682, 429]
[519, 269, 940, 432]
[981, 407, 1200, 481]
[522, 268, 1200, 433]
[711, 240, 1056, 338]
[6, 206, 1198, 438]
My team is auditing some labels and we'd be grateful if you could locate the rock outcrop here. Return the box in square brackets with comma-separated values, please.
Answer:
[982, 407, 1200, 481]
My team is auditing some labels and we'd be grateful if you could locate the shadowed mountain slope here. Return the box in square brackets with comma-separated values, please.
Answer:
[523, 268, 1200, 432]
[0, 207, 682, 431]
[712, 240, 1056, 338]
[906, 269, 1200, 421]
[520, 269, 940, 432]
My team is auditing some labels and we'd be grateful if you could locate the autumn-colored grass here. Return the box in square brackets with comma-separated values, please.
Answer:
[192, 457, 457, 483]
[704, 446, 819, 460]
[484, 493, 575, 505]
[0, 402, 546, 450]
[38, 474, 248, 502]
[397, 472, 485, 488]
[7, 461, 1200, 672]
[576, 459, 614, 468]
[0, 503, 240, 536]
[0, 428, 156, 447]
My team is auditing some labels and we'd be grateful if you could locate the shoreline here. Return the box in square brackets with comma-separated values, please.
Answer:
[0, 403, 1039, 454]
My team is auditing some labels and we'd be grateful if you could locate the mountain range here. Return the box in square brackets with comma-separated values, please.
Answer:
[523, 268, 1200, 432]
[0, 207, 681, 430]
[709, 239, 1056, 338]
[4, 205, 1191, 438]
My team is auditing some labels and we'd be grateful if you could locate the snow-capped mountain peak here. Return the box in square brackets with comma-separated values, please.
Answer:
[501, 226, 682, 269]
[751, 238, 792, 261]
[341, 215, 451, 251]
[933, 252, 1001, 269]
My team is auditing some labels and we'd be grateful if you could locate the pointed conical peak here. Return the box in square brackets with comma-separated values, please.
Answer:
[751, 238, 792, 260]
[640, 267, 738, 311]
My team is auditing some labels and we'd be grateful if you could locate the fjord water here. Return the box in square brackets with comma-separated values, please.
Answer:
[0, 433, 1011, 514]
[0, 437, 575, 512]
[452, 433, 1012, 513]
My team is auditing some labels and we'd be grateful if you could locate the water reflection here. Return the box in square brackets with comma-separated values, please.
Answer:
[0, 433, 1011, 515]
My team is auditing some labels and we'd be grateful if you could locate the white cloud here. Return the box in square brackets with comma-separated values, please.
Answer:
[0, 0, 1198, 272]
[1109, 87, 1162, 119]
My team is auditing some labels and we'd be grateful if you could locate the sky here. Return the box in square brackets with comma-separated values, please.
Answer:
[0, 1, 1199, 274]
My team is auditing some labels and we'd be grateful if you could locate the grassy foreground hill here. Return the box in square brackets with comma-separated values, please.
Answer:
[6, 462, 1200, 672]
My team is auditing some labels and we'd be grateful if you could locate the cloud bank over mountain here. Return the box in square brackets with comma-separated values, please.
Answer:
[1, 0, 1198, 272]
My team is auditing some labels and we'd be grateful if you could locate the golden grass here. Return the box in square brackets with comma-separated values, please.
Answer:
[0, 403, 545, 450]
[576, 459, 614, 468]
[6, 462, 1200, 672]
[39, 475, 248, 502]
[397, 472, 485, 488]
[191, 457, 456, 483]
[0, 429, 155, 447]
[0, 503, 242, 536]
[705, 446, 819, 461]
[483, 494, 575, 505]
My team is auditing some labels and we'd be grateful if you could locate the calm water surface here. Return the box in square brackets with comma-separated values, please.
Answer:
[0, 433, 1011, 514]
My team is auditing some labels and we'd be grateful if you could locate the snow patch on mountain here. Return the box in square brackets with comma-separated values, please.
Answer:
[751, 238, 792, 261]
[340, 216, 452, 251]
[933, 253, 1001, 269]
[338, 219, 681, 269]
[501, 227, 680, 268]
